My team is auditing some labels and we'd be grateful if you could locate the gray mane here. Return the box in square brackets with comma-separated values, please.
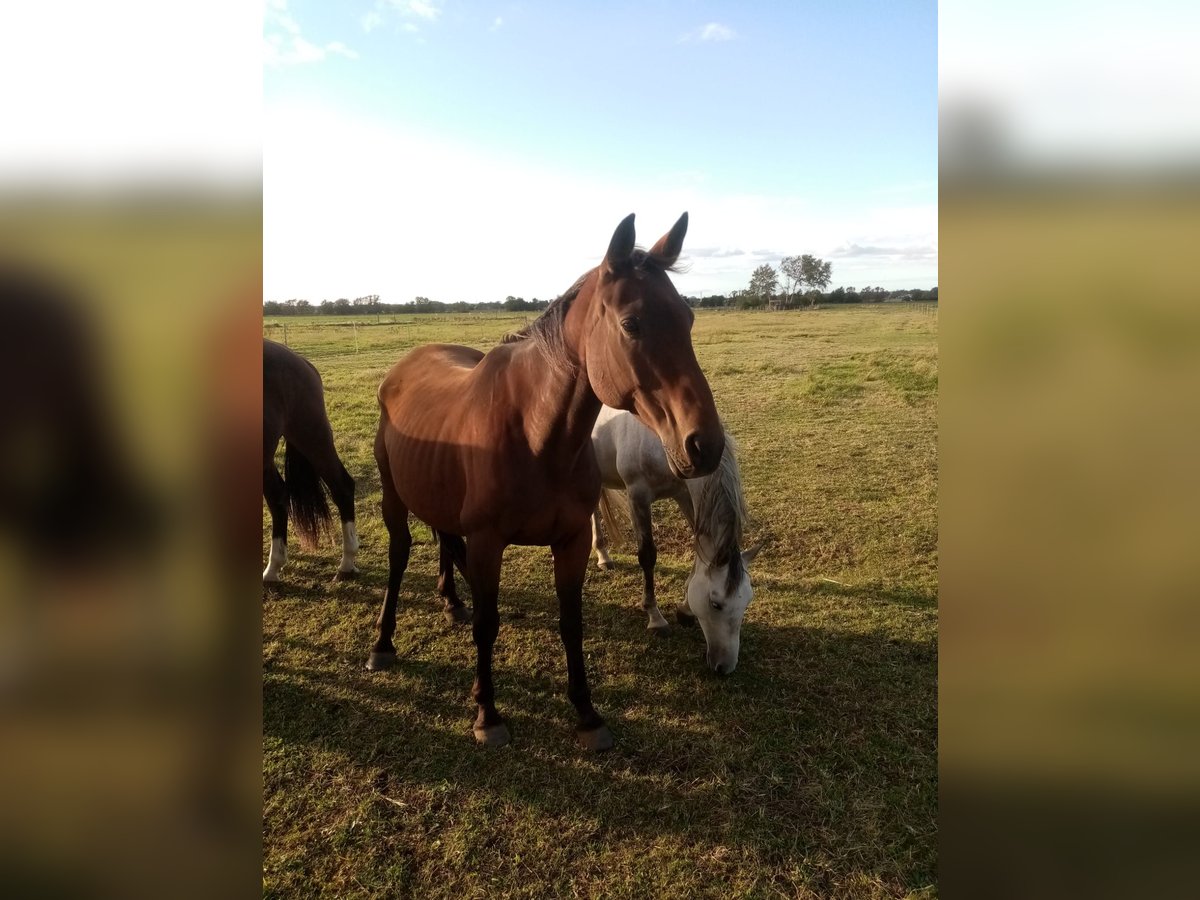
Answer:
[693, 429, 749, 594]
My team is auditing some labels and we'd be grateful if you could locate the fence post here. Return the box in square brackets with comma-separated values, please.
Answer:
[353, 322, 359, 353]
[283, 323, 289, 346]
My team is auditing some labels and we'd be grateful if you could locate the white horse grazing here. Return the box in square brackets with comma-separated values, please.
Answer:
[591, 406, 759, 674]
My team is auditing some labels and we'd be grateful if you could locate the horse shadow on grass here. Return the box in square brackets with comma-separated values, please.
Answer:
[264, 567, 937, 893]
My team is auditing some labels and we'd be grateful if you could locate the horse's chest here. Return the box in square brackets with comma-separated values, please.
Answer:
[473, 460, 598, 544]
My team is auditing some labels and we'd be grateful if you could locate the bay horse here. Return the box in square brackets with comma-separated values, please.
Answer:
[590, 406, 760, 674]
[369, 212, 724, 750]
[262, 339, 359, 583]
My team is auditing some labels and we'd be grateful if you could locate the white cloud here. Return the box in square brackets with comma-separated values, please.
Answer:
[263, 107, 936, 301]
[404, 0, 441, 21]
[680, 22, 736, 44]
[364, 0, 444, 35]
[264, 0, 357, 66]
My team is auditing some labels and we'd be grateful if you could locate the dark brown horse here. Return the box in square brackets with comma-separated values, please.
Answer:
[369, 212, 724, 750]
[262, 340, 359, 583]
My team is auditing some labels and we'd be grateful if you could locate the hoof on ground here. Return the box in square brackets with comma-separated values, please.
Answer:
[443, 605, 472, 625]
[365, 650, 397, 671]
[675, 605, 697, 627]
[333, 569, 359, 582]
[649, 623, 672, 638]
[577, 724, 614, 752]
[473, 723, 510, 747]
[596, 560, 612, 571]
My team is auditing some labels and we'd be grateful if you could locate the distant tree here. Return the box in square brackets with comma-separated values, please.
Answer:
[333, 297, 352, 313]
[748, 264, 778, 307]
[353, 294, 381, 314]
[503, 295, 528, 311]
[930, 286, 938, 302]
[779, 256, 803, 307]
[798, 255, 833, 306]
[296, 299, 312, 314]
[319, 299, 334, 314]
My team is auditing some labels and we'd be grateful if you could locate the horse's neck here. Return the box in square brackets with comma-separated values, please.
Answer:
[512, 293, 600, 461]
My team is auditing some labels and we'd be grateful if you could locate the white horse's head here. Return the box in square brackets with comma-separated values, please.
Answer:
[684, 543, 760, 674]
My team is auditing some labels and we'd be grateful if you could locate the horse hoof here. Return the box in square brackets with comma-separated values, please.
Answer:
[649, 623, 672, 638]
[473, 723, 510, 747]
[365, 650, 397, 671]
[577, 724, 614, 752]
[443, 606, 472, 625]
[675, 605, 697, 628]
[597, 560, 612, 572]
[333, 569, 358, 582]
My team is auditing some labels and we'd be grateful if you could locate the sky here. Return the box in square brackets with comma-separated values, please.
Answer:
[264, 1, 937, 303]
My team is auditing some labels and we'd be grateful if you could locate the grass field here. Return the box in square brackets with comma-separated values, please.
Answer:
[262, 304, 938, 899]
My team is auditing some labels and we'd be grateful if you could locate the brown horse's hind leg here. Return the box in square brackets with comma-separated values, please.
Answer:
[435, 531, 471, 625]
[366, 466, 409, 671]
[287, 419, 359, 580]
[630, 491, 670, 636]
[465, 533, 508, 747]
[263, 454, 288, 583]
[553, 527, 613, 751]
[327, 458, 359, 580]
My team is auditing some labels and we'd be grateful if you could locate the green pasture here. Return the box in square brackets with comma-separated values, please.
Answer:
[263, 304, 938, 899]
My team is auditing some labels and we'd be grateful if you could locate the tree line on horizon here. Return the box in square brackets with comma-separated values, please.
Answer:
[264, 254, 937, 316]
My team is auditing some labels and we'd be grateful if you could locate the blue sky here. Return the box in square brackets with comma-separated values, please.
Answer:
[265, 1, 936, 302]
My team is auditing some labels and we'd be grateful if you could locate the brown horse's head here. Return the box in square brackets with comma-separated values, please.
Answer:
[584, 213, 725, 478]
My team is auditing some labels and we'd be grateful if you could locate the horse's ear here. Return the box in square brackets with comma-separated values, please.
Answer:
[648, 211, 689, 266]
[741, 542, 762, 566]
[605, 213, 636, 269]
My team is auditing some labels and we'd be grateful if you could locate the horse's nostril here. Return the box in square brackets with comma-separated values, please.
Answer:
[685, 432, 703, 467]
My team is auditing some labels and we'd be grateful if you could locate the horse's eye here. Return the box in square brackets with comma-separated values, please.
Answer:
[621, 317, 641, 337]
[710, 600, 724, 612]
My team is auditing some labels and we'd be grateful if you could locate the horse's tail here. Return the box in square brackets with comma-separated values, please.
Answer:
[597, 487, 629, 548]
[285, 441, 331, 551]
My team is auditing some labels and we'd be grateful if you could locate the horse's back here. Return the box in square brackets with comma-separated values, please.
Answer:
[592, 406, 678, 498]
[264, 339, 325, 438]
[378, 343, 484, 408]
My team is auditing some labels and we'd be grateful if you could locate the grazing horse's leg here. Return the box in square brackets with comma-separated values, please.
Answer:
[591, 509, 613, 570]
[465, 533, 508, 746]
[366, 466, 410, 671]
[553, 528, 613, 751]
[672, 488, 699, 628]
[436, 531, 471, 625]
[630, 490, 670, 635]
[262, 458, 288, 583]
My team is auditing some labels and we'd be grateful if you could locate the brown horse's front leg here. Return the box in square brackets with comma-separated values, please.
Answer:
[366, 506, 410, 671]
[552, 528, 614, 752]
[465, 533, 508, 747]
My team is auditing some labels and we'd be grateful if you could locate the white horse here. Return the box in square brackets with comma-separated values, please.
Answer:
[591, 406, 759, 674]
